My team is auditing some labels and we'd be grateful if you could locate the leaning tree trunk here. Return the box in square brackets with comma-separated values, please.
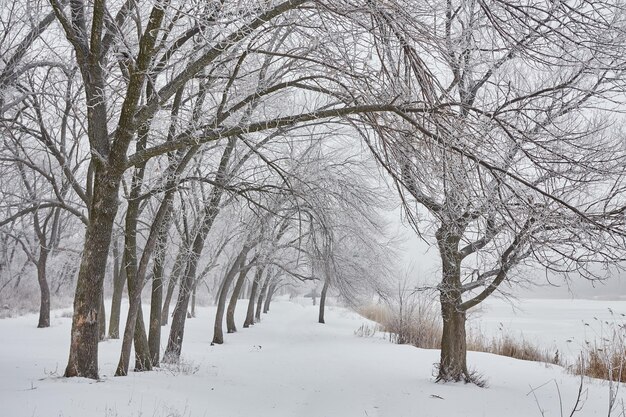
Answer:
[161, 248, 186, 325]
[108, 248, 126, 339]
[36, 249, 50, 328]
[163, 138, 236, 361]
[213, 246, 251, 344]
[163, 253, 197, 361]
[435, 228, 470, 383]
[255, 274, 271, 322]
[226, 260, 254, 333]
[115, 176, 153, 375]
[132, 308, 152, 371]
[115, 116, 181, 375]
[318, 278, 330, 324]
[163, 206, 221, 360]
[243, 268, 263, 328]
[263, 283, 276, 314]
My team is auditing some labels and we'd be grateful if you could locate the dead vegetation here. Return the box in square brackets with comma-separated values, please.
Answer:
[357, 302, 560, 366]
[573, 314, 626, 383]
[358, 300, 626, 387]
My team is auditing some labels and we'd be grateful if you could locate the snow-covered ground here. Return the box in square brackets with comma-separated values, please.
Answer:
[472, 298, 626, 360]
[0, 298, 623, 417]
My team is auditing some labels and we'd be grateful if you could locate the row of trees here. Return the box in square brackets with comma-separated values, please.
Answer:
[0, 0, 625, 384]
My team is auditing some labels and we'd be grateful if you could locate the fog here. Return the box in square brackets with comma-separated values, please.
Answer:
[395, 220, 626, 301]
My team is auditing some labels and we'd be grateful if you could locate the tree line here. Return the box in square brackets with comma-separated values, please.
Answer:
[0, 0, 625, 384]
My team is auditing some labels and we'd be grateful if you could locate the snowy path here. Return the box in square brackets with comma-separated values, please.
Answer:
[0, 299, 621, 417]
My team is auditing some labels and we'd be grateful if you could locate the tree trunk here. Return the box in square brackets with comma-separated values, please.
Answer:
[98, 292, 106, 341]
[36, 250, 50, 328]
[108, 248, 126, 339]
[318, 278, 329, 324]
[435, 227, 470, 383]
[64, 2, 167, 379]
[64, 168, 121, 379]
[161, 249, 185, 325]
[163, 138, 237, 360]
[149, 215, 170, 367]
[212, 246, 250, 344]
[190, 282, 197, 318]
[239, 280, 248, 299]
[163, 169, 232, 361]
[115, 120, 164, 375]
[133, 307, 151, 371]
[115, 209, 153, 376]
[263, 283, 276, 314]
[438, 296, 468, 382]
[163, 211, 227, 361]
[163, 253, 197, 361]
[243, 268, 263, 328]
[226, 260, 254, 333]
[255, 274, 270, 322]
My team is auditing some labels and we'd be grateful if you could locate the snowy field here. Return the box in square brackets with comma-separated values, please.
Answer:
[0, 299, 623, 417]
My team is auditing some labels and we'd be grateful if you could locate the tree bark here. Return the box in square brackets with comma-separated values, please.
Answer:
[108, 250, 126, 339]
[263, 283, 276, 314]
[98, 292, 106, 341]
[64, 168, 121, 379]
[438, 296, 468, 382]
[36, 249, 50, 328]
[115, 173, 153, 375]
[255, 274, 270, 322]
[213, 246, 250, 344]
[163, 138, 236, 361]
[190, 282, 197, 318]
[318, 278, 329, 324]
[149, 213, 170, 367]
[133, 307, 151, 371]
[243, 268, 263, 328]
[161, 248, 186, 325]
[163, 255, 196, 361]
[435, 226, 470, 383]
[227, 259, 255, 333]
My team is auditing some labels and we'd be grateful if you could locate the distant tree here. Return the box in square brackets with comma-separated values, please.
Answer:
[0, 61, 87, 328]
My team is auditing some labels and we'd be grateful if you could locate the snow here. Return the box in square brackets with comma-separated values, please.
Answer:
[0, 299, 623, 417]
[472, 298, 626, 360]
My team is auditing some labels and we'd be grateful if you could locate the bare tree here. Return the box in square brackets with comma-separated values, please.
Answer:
[364, 0, 626, 383]
[41, 0, 426, 379]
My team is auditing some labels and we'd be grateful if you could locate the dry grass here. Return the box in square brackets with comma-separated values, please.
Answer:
[574, 323, 626, 383]
[357, 302, 442, 349]
[357, 302, 560, 366]
[576, 349, 626, 382]
[362, 300, 626, 386]
[468, 332, 561, 365]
